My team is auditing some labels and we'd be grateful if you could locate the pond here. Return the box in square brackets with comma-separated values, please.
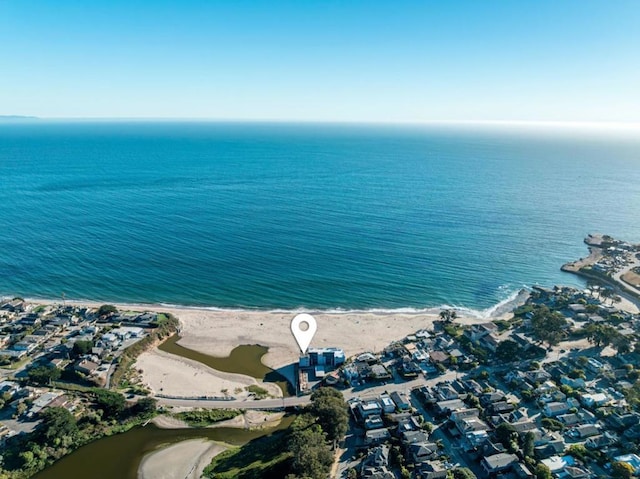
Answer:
[33, 416, 294, 479]
[158, 334, 294, 395]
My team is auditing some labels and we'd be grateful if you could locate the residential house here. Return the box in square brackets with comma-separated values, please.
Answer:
[414, 461, 448, 479]
[512, 462, 535, 479]
[480, 334, 500, 353]
[607, 411, 640, 431]
[561, 376, 586, 389]
[468, 323, 498, 342]
[543, 402, 571, 417]
[390, 391, 411, 411]
[356, 400, 383, 420]
[585, 358, 604, 373]
[365, 428, 390, 445]
[481, 453, 519, 476]
[562, 466, 592, 479]
[365, 415, 384, 430]
[512, 333, 534, 351]
[579, 392, 611, 408]
[402, 430, 430, 445]
[429, 351, 449, 365]
[361, 445, 394, 479]
[569, 424, 599, 439]
[74, 359, 100, 375]
[490, 401, 515, 415]
[465, 430, 490, 450]
[435, 399, 466, 416]
[379, 394, 395, 414]
[480, 392, 506, 407]
[435, 383, 460, 401]
[585, 432, 619, 449]
[407, 442, 439, 463]
[557, 413, 582, 427]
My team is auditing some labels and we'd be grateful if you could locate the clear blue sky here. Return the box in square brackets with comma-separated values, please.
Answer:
[1, 1, 639, 122]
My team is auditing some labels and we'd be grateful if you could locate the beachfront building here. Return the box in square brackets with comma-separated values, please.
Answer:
[300, 347, 346, 368]
[298, 347, 346, 393]
[299, 347, 345, 379]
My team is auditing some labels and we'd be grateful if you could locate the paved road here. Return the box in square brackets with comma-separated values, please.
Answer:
[612, 254, 640, 304]
[156, 395, 310, 409]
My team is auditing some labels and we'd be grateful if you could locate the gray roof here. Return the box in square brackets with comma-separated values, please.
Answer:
[483, 453, 519, 470]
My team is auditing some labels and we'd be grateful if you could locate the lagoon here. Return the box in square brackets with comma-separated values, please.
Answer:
[33, 417, 294, 479]
[158, 335, 293, 395]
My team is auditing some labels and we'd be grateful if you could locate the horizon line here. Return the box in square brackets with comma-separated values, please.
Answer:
[2, 116, 640, 130]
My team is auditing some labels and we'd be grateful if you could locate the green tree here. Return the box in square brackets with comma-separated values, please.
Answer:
[38, 406, 78, 444]
[495, 422, 517, 447]
[612, 334, 632, 354]
[15, 401, 27, 417]
[541, 418, 564, 432]
[97, 304, 118, 317]
[453, 467, 477, 479]
[439, 309, 457, 323]
[582, 323, 623, 348]
[93, 389, 125, 418]
[567, 444, 588, 462]
[288, 425, 333, 479]
[523, 431, 535, 458]
[133, 397, 157, 416]
[27, 365, 61, 385]
[466, 394, 480, 409]
[72, 339, 93, 357]
[19, 451, 35, 469]
[530, 306, 567, 347]
[309, 388, 348, 445]
[535, 464, 552, 479]
[496, 340, 520, 362]
[611, 461, 634, 479]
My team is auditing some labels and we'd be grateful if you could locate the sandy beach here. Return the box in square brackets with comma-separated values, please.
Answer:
[137, 438, 226, 479]
[149, 307, 516, 395]
[135, 348, 284, 399]
[33, 297, 529, 399]
[133, 308, 500, 398]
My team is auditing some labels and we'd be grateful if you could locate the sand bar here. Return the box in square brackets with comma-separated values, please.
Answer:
[137, 438, 226, 479]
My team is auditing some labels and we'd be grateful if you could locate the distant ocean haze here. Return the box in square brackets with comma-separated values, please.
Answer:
[0, 121, 639, 312]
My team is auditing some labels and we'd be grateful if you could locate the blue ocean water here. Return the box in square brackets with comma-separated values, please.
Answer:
[0, 121, 639, 312]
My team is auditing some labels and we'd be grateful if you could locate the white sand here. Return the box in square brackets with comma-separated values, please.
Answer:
[34, 298, 520, 398]
[135, 348, 283, 399]
[151, 411, 284, 429]
[138, 439, 226, 479]
[132, 308, 501, 398]
[171, 309, 498, 370]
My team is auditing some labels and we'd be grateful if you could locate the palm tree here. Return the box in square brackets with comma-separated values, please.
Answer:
[439, 309, 457, 323]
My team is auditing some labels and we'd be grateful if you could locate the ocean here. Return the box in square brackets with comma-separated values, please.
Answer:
[1, 121, 639, 313]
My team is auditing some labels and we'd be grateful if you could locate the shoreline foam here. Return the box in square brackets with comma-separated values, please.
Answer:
[19, 286, 529, 319]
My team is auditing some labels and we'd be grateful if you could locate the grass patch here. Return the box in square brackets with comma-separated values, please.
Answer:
[3, 356, 31, 370]
[443, 323, 463, 337]
[493, 320, 511, 332]
[51, 381, 95, 393]
[203, 429, 292, 479]
[246, 385, 269, 399]
[173, 408, 241, 427]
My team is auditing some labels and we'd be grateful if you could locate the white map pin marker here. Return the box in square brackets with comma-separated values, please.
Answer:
[291, 313, 317, 354]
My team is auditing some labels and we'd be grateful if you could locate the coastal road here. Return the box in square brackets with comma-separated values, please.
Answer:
[612, 254, 640, 305]
[156, 395, 311, 409]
